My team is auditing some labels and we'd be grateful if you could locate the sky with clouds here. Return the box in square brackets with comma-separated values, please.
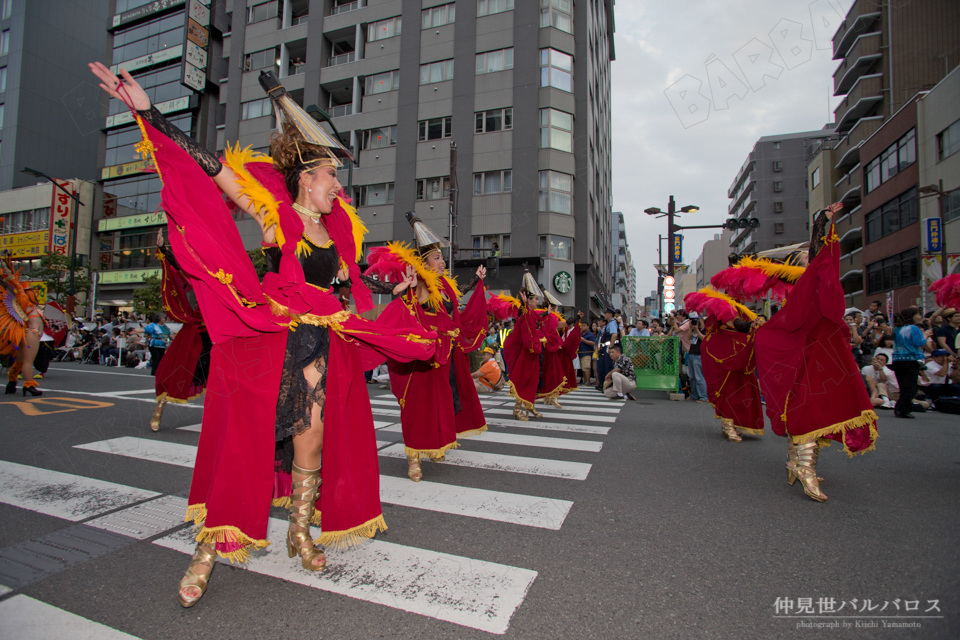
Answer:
[611, 0, 854, 301]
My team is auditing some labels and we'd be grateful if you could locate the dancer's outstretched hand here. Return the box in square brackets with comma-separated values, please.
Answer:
[825, 201, 843, 220]
[88, 62, 151, 111]
[475, 265, 487, 280]
[392, 265, 418, 295]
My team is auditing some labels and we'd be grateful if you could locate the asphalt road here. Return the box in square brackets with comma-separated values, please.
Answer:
[0, 362, 957, 640]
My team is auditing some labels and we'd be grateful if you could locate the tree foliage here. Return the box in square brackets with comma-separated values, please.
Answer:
[29, 252, 93, 304]
[133, 272, 164, 318]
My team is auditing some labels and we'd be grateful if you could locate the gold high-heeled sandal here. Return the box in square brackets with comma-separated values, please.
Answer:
[786, 441, 827, 502]
[286, 463, 326, 571]
[786, 440, 824, 485]
[407, 455, 423, 482]
[178, 543, 216, 608]
[527, 406, 543, 419]
[512, 401, 528, 421]
[150, 396, 168, 432]
[544, 396, 562, 409]
[721, 420, 742, 442]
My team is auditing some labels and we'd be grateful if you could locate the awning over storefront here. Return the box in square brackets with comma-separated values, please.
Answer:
[96, 299, 132, 306]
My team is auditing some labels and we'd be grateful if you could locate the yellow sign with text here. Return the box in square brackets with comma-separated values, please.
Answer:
[0, 231, 50, 258]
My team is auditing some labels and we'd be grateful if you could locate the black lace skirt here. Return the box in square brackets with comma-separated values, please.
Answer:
[274, 324, 330, 473]
[193, 331, 212, 388]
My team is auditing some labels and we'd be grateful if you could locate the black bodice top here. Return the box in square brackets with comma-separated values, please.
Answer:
[263, 236, 340, 288]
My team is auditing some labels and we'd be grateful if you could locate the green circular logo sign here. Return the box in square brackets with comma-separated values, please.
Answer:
[553, 271, 572, 294]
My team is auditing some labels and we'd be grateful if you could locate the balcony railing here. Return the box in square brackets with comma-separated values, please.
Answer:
[329, 104, 353, 118]
[326, 52, 356, 67]
[331, 1, 361, 15]
[291, 13, 308, 26]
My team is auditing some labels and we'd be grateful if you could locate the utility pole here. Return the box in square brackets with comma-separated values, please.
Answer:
[667, 195, 676, 277]
[448, 140, 458, 269]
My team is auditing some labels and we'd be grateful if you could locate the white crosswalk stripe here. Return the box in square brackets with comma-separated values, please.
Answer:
[0, 595, 143, 640]
[2, 381, 625, 635]
[154, 517, 536, 635]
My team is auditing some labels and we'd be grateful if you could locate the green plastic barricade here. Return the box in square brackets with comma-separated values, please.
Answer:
[620, 336, 680, 391]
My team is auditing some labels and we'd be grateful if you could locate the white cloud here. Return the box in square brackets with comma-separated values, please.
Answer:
[612, 0, 852, 301]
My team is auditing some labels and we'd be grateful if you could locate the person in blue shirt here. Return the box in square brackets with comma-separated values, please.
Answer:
[578, 322, 596, 384]
[143, 312, 172, 376]
[891, 306, 929, 419]
[595, 307, 618, 390]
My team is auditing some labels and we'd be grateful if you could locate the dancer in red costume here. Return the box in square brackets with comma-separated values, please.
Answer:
[90, 64, 435, 607]
[536, 291, 582, 407]
[1, 258, 43, 396]
[149, 230, 211, 431]
[754, 203, 878, 502]
[684, 288, 764, 443]
[499, 272, 547, 421]
[366, 213, 488, 481]
[558, 315, 582, 395]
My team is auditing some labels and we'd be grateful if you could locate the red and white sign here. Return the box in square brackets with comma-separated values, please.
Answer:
[48, 179, 75, 256]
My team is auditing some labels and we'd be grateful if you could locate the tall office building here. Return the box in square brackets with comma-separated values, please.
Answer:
[611, 210, 635, 322]
[727, 128, 835, 257]
[94, 0, 226, 306]
[217, 0, 616, 316]
[807, 0, 959, 310]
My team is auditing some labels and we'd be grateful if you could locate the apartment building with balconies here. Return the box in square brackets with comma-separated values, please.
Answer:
[727, 128, 835, 257]
[807, 0, 958, 311]
[217, 0, 617, 317]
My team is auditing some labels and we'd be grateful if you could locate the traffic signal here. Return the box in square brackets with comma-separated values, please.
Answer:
[663, 275, 676, 313]
[723, 218, 760, 230]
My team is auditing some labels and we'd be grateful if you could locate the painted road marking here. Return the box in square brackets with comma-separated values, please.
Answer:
[378, 424, 602, 453]
[0, 460, 159, 521]
[74, 437, 197, 468]
[177, 424, 202, 432]
[0, 595, 143, 639]
[486, 418, 610, 435]
[154, 517, 537, 635]
[0, 397, 114, 416]
[48, 366, 153, 378]
[98, 389, 157, 396]
[484, 407, 617, 422]
[85, 495, 188, 540]
[379, 475, 572, 530]
[34, 388, 201, 408]
[379, 444, 591, 480]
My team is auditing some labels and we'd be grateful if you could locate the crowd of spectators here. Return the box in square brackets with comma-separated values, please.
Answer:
[55, 311, 174, 374]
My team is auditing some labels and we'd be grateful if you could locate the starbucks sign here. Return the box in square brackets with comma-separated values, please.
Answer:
[553, 271, 572, 294]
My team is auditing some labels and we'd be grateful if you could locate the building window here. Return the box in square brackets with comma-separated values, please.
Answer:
[811, 166, 820, 189]
[937, 118, 960, 162]
[369, 16, 402, 42]
[540, 235, 573, 261]
[774, 141, 781, 149]
[0, 207, 49, 234]
[361, 125, 397, 150]
[944, 190, 960, 224]
[0, 30, 7, 56]
[241, 97, 273, 120]
[107, 115, 191, 167]
[0, 67, 4, 92]
[0, 103, 5, 128]
[475, 108, 512, 133]
[417, 177, 451, 201]
[773, 201, 784, 213]
[865, 128, 916, 193]
[866, 247, 919, 294]
[478, 0, 514, 17]
[540, 0, 572, 33]
[476, 48, 513, 74]
[357, 183, 395, 207]
[365, 70, 400, 94]
[111, 12, 185, 66]
[418, 116, 452, 141]
[1, 0, 9, 20]
[540, 108, 573, 152]
[539, 170, 573, 214]
[773, 160, 783, 171]
[540, 48, 572, 92]
[422, 3, 454, 28]
[473, 170, 511, 195]
[247, 1, 279, 24]
[774, 223, 784, 234]
[419, 59, 453, 85]
[773, 181, 783, 192]
[244, 48, 279, 72]
[864, 187, 918, 244]
[472, 234, 510, 258]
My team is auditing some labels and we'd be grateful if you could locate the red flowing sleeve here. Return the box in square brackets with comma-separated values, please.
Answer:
[560, 323, 581, 358]
[454, 279, 487, 353]
[540, 312, 562, 352]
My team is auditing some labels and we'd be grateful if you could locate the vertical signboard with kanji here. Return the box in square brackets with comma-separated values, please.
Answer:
[182, 0, 210, 92]
[49, 180, 74, 256]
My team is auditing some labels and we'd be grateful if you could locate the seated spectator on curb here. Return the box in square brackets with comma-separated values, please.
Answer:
[603, 343, 636, 401]
[472, 347, 504, 393]
[861, 353, 898, 409]
[919, 349, 960, 403]
[935, 308, 960, 357]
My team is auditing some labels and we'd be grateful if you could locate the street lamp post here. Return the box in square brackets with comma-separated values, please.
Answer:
[21, 167, 84, 312]
[645, 196, 699, 277]
[919, 179, 953, 278]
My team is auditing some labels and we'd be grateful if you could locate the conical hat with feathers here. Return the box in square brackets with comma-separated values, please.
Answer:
[521, 271, 543, 299]
[405, 211, 450, 258]
[259, 71, 353, 162]
[540, 286, 562, 307]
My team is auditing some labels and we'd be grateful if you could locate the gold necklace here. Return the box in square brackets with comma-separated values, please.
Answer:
[292, 202, 324, 221]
